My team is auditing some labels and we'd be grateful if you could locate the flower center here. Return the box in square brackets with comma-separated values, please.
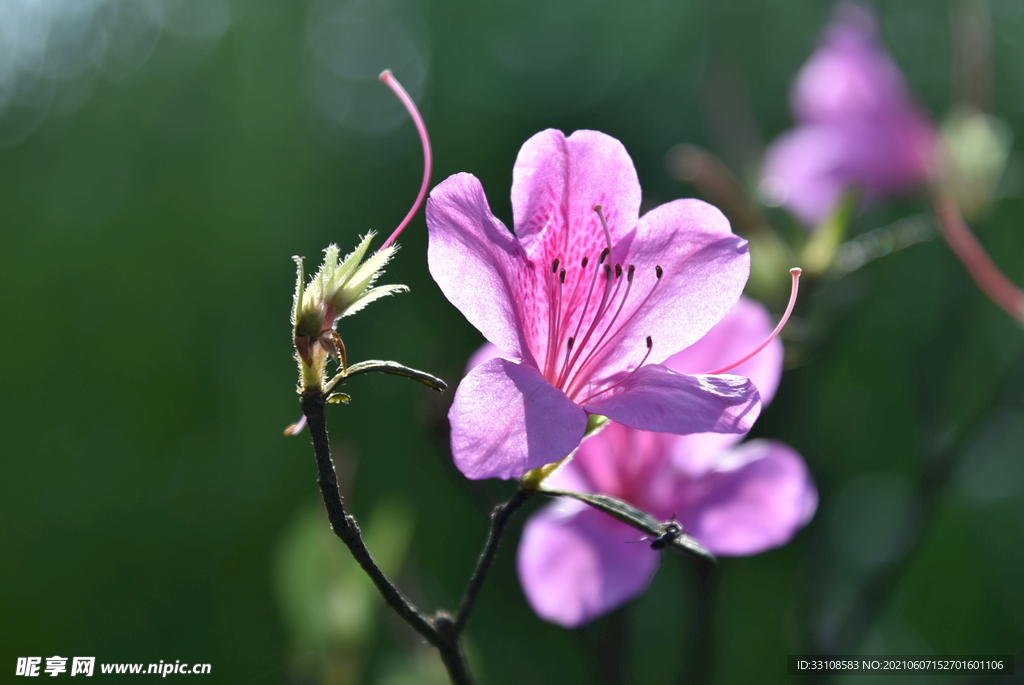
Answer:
[539, 205, 663, 400]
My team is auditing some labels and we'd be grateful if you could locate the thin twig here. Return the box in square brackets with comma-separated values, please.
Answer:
[454, 487, 532, 632]
[300, 391, 438, 641]
[932, 191, 1024, 322]
[298, 389, 529, 685]
[687, 557, 718, 685]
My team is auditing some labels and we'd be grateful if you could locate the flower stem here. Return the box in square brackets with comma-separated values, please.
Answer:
[298, 389, 528, 685]
[300, 391, 437, 638]
[931, 191, 1024, 322]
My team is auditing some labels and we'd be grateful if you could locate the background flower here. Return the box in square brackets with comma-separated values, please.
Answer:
[760, 3, 937, 226]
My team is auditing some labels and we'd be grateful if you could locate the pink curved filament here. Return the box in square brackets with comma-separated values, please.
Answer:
[378, 70, 433, 252]
[704, 268, 802, 375]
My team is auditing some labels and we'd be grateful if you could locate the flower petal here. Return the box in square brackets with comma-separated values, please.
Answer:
[449, 357, 588, 480]
[464, 341, 503, 373]
[666, 431, 746, 479]
[517, 500, 660, 628]
[426, 173, 534, 363]
[568, 200, 750, 390]
[582, 364, 761, 436]
[552, 421, 676, 506]
[511, 129, 641, 262]
[679, 439, 818, 555]
[792, 4, 909, 124]
[664, 296, 783, 405]
[761, 125, 848, 226]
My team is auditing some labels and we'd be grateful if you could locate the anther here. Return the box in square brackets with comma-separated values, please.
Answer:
[627, 265, 635, 282]
[574, 332, 655, 405]
[615, 264, 622, 279]
[567, 337, 575, 349]
[551, 258, 560, 274]
[559, 268, 566, 284]
[581, 256, 589, 268]
[655, 265, 663, 279]
[599, 248, 610, 264]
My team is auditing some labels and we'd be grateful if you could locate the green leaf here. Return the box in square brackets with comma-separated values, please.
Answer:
[542, 488, 716, 563]
[326, 359, 447, 394]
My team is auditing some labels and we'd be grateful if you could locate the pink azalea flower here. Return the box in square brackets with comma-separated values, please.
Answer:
[427, 129, 761, 481]
[514, 297, 818, 627]
[761, 3, 937, 226]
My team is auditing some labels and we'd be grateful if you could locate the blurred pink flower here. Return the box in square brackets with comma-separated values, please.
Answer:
[515, 298, 818, 627]
[427, 129, 760, 481]
[761, 3, 937, 226]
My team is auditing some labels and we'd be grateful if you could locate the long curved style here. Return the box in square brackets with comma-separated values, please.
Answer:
[378, 70, 433, 252]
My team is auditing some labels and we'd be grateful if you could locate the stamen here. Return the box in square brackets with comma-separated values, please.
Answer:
[561, 253, 605, 381]
[565, 262, 636, 395]
[378, 70, 433, 251]
[594, 205, 614, 254]
[556, 260, 616, 388]
[557, 336, 576, 384]
[544, 260, 565, 378]
[703, 268, 802, 375]
[569, 261, 667, 394]
[577, 334, 655, 405]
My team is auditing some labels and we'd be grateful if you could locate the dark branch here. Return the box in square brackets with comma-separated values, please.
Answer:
[300, 391, 438, 642]
[299, 388, 528, 685]
[454, 487, 532, 632]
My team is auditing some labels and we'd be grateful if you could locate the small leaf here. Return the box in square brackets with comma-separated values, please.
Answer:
[542, 489, 661, 534]
[542, 488, 717, 563]
[669, 533, 715, 561]
[326, 360, 447, 394]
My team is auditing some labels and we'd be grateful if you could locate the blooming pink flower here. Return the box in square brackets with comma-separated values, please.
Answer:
[427, 129, 761, 481]
[761, 3, 937, 226]
[515, 297, 818, 627]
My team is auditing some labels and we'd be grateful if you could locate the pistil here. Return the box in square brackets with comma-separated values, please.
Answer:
[704, 268, 802, 375]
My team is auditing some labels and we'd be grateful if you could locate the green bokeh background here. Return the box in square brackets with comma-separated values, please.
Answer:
[2, 0, 1023, 683]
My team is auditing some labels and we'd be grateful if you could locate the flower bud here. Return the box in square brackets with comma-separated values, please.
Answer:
[292, 233, 408, 390]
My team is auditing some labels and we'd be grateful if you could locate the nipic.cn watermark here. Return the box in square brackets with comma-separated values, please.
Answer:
[15, 657, 212, 677]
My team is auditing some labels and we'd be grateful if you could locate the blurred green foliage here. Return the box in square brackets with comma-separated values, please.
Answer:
[2, 0, 1023, 683]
